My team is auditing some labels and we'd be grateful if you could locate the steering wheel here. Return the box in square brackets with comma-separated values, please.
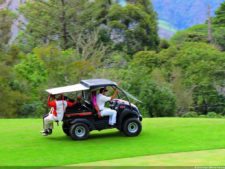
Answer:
[109, 99, 118, 109]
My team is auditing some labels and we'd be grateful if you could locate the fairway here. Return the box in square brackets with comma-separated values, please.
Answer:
[74, 149, 225, 166]
[0, 118, 225, 166]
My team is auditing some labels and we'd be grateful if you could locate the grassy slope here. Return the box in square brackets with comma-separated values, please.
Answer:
[74, 149, 225, 166]
[0, 118, 225, 166]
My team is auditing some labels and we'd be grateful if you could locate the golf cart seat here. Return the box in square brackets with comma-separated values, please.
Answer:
[91, 91, 101, 118]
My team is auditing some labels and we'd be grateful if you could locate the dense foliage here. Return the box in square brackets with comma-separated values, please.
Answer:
[1, 0, 225, 118]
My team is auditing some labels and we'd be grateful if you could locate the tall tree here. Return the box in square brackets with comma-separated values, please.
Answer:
[213, 1, 225, 50]
[108, 1, 159, 55]
[214, 1, 225, 27]
[19, 0, 159, 54]
[0, 10, 16, 49]
[20, 0, 87, 50]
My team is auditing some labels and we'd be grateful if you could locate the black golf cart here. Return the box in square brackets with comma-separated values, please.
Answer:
[46, 79, 142, 140]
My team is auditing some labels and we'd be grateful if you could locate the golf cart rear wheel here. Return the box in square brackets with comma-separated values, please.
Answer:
[122, 118, 142, 137]
[62, 123, 70, 136]
[70, 123, 89, 140]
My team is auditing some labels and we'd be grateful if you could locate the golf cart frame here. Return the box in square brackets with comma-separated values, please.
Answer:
[46, 79, 142, 140]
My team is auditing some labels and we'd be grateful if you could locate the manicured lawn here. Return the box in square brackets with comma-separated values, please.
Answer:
[74, 149, 225, 166]
[0, 118, 225, 166]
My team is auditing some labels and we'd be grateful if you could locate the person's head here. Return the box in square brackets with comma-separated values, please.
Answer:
[99, 87, 108, 95]
[77, 95, 82, 101]
[50, 94, 56, 99]
[92, 91, 97, 96]
[56, 94, 64, 100]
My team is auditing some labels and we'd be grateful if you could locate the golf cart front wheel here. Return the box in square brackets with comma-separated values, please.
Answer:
[69, 123, 89, 140]
[122, 118, 142, 137]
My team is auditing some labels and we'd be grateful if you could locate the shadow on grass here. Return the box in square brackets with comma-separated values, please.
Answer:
[45, 135, 71, 141]
[89, 131, 124, 140]
[45, 131, 124, 142]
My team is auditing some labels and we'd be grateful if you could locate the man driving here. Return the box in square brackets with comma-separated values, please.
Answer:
[96, 87, 119, 126]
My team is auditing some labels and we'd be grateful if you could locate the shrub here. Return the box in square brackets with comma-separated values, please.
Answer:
[139, 80, 177, 117]
[206, 112, 224, 118]
[19, 101, 45, 118]
[199, 115, 206, 118]
[182, 111, 198, 118]
[206, 112, 219, 118]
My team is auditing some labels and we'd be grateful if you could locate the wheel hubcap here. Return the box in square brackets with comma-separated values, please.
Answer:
[75, 126, 85, 137]
[128, 122, 138, 133]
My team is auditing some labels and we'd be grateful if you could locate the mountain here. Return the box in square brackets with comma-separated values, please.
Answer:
[118, 0, 224, 38]
[152, 0, 224, 30]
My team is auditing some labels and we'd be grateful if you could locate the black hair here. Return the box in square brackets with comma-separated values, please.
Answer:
[56, 94, 64, 100]
[100, 88, 105, 93]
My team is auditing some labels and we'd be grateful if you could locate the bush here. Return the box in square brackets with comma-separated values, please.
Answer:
[139, 80, 177, 117]
[182, 111, 198, 118]
[206, 112, 222, 118]
[19, 101, 45, 118]
[199, 115, 206, 118]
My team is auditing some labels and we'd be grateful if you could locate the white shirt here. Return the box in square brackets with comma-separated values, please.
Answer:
[56, 100, 67, 121]
[96, 93, 111, 111]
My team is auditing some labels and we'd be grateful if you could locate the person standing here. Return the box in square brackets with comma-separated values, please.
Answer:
[41, 94, 76, 136]
[96, 87, 119, 126]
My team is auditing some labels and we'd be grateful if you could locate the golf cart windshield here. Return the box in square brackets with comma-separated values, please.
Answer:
[118, 87, 142, 103]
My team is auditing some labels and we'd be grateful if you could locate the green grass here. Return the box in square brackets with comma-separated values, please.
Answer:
[0, 118, 225, 166]
[74, 149, 225, 166]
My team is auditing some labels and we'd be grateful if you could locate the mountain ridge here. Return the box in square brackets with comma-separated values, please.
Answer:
[152, 0, 224, 30]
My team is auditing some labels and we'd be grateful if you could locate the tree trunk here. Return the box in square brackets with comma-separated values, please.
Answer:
[61, 0, 68, 49]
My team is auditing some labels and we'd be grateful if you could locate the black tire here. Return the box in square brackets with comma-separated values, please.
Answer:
[122, 118, 142, 137]
[62, 123, 70, 136]
[69, 123, 89, 140]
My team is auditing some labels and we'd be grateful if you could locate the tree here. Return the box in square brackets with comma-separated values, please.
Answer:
[14, 54, 47, 87]
[131, 51, 160, 71]
[170, 68, 193, 115]
[0, 47, 26, 118]
[214, 1, 225, 27]
[139, 79, 176, 117]
[19, 0, 159, 55]
[212, 2, 225, 50]
[19, 0, 87, 50]
[108, 1, 159, 55]
[0, 10, 16, 49]
[167, 42, 225, 114]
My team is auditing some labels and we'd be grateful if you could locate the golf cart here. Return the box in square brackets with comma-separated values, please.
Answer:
[46, 79, 142, 140]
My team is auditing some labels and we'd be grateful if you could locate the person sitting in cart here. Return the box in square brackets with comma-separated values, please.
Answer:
[96, 87, 119, 126]
[41, 94, 77, 136]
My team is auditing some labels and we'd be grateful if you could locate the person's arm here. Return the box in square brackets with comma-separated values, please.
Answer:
[67, 100, 77, 107]
[111, 89, 119, 100]
[48, 95, 56, 107]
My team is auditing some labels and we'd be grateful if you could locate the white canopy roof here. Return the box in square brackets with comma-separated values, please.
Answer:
[46, 83, 89, 95]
